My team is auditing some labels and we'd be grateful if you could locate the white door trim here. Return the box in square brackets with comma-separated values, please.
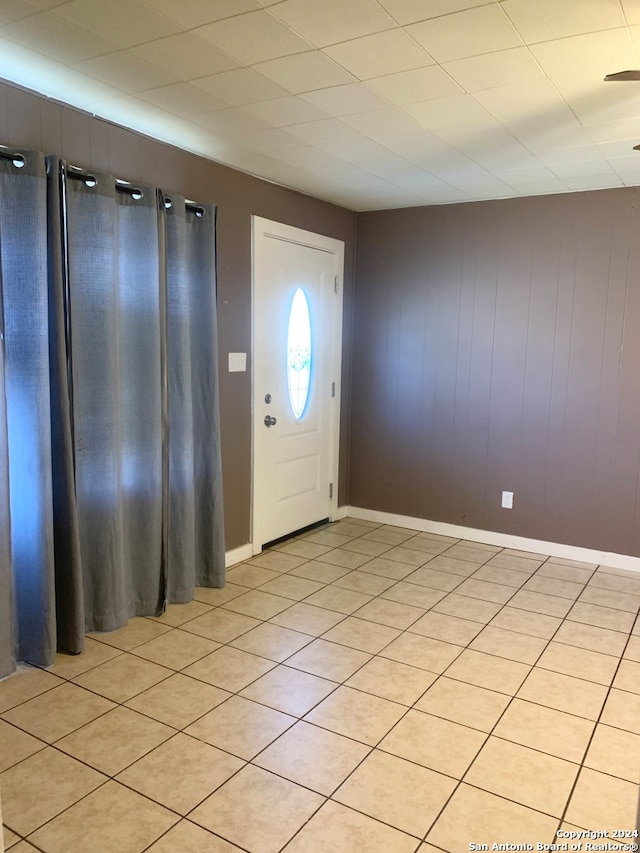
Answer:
[251, 216, 344, 553]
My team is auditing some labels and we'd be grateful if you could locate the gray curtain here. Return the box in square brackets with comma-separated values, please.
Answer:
[0, 152, 56, 673]
[165, 194, 225, 599]
[65, 172, 164, 631]
[0, 153, 224, 678]
[0, 192, 14, 677]
[47, 157, 84, 656]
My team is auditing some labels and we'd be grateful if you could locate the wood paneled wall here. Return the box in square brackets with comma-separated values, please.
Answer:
[7, 77, 640, 558]
[0, 80, 356, 550]
[351, 189, 640, 557]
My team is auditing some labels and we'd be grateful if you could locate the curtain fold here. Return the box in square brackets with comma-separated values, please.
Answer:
[0, 214, 14, 677]
[165, 196, 225, 599]
[66, 173, 164, 631]
[46, 157, 84, 655]
[0, 152, 56, 673]
[0, 152, 224, 678]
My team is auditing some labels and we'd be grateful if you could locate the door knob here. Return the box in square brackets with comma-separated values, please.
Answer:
[264, 415, 277, 427]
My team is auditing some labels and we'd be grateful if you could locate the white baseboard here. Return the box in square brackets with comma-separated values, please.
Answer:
[346, 506, 640, 574]
[332, 505, 348, 521]
[225, 543, 253, 568]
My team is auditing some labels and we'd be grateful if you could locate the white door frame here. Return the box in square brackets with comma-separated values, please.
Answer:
[251, 216, 344, 553]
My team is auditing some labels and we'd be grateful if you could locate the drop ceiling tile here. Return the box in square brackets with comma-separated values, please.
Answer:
[549, 159, 615, 179]
[53, 0, 181, 49]
[366, 66, 462, 105]
[473, 80, 569, 124]
[375, 0, 494, 26]
[193, 68, 290, 106]
[196, 107, 272, 136]
[344, 173, 415, 196]
[300, 83, 392, 117]
[609, 153, 640, 176]
[404, 93, 498, 139]
[131, 33, 239, 81]
[387, 168, 456, 194]
[538, 146, 608, 166]
[319, 137, 440, 190]
[0, 0, 57, 25]
[508, 115, 593, 151]
[141, 0, 261, 29]
[408, 5, 521, 64]
[495, 164, 559, 184]
[204, 141, 301, 179]
[0, 39, 123, 107]
[627, 25, 640, 62]
[286, 118, 367, 146]
[466, 136, 542, 171]
[438, 162, 510, 190]
[510, 178, 568, 194]
[2, 10, 116, 62]
[596, 138, 640, 159]
[357, 190, 429, 211]
[137, 83, 228, 116]
[587, 119, 640, 143]
[420, 187, 472, 203]
[553, 73, 640, 125]
[253, 51, 355, 94]
[341, 108, 446, 158]
[621, 0, 640, 26]
[241, 96, 329, 127]
[268, 0, 396, 48]
[530, 29, 637, 78]
[409, 147, 479, 181]
[476, 186, 520, 199]
[444, 47, 545, 93]
[348, 151, 458, 196]
[76, 51, 180, 93]
[196, 10, 311, 65]
[397, 136, 474, 170]
[501, 0, 625, 44]
[278, 146, 380, 185]
[239, 127, 303, 152]
[563, 173, 623, 190]
[93, 96, 214, 154]
[323, 29, 434, 79]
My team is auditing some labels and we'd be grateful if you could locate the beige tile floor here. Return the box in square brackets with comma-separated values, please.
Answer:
[2, 516, 640, 852]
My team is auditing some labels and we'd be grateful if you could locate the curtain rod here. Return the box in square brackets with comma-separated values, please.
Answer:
[66, 166, 206, 217]
[0, 151, 207, 217]
[0, 149, 25, 168]
[163, 195, 206, 218]
[66, 167, 143, 200]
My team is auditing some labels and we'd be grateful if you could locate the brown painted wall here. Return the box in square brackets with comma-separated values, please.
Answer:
[351, 189, 640, 557]
[0, 80, 356, 550]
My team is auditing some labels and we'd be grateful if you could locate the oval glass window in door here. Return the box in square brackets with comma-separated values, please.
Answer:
[287, 287, 312, 420]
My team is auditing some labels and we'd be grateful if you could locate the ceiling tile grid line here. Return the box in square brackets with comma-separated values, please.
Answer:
[1, 0, 640, 209]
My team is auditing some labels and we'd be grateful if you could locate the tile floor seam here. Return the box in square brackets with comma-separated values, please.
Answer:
[4, 517, 640, 852]
[278, 796, 423, 853]
[553, 624, 640, 831]
[249, 716, 376, 777]
[14, 772, 115, 841]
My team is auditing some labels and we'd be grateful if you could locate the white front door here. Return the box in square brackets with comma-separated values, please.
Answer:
[252, 217, 344, 550]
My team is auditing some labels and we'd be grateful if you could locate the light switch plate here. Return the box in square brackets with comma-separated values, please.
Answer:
[228, 352, 247, 372]
[501, 490, 514, 509]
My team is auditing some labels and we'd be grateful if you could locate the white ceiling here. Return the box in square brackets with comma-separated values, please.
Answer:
[2, 0, 640, 210]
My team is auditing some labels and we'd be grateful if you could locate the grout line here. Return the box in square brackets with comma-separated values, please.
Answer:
[3, 517, 640, 848]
